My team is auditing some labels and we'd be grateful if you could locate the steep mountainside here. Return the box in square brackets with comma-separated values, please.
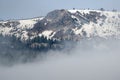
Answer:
[0, 9, 120, 64]
[0, 9, 120, 49]
[1, 9, 120, 40]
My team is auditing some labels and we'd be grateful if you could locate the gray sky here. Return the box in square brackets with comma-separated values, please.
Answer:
[0, 0, 120, 20]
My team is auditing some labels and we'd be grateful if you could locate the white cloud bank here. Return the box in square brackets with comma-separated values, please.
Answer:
[0, 38, 120, 80]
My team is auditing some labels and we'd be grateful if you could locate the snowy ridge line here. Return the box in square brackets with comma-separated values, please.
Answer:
[0, 9, 120, 41]
[0, 17, 44, 41]
[67, 9, 120, 38]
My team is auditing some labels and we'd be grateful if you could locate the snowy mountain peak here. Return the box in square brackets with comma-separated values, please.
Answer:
[0, 9, 120, 42]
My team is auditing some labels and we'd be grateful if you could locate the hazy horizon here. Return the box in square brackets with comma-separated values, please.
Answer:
[0, 0, 120, 20]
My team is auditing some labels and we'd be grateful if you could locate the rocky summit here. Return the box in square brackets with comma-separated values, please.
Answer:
[0, 9, 120, 64]
[0, 9, 120, 50]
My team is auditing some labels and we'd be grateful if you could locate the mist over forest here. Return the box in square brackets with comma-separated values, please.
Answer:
[0, 36, 120, 80]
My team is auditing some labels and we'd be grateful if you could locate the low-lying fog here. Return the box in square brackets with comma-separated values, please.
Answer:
[0, 38, 120, 80]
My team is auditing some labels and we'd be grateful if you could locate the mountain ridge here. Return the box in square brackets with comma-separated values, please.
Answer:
[0, 9, 120, 44]
[0, 9, 120, 64]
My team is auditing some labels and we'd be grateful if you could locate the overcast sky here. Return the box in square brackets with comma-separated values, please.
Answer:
[0, 0, 120, 20]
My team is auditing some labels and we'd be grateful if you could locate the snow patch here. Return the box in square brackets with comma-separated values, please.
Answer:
[19, 20, 36, 29]
[42, 30, 53, 39]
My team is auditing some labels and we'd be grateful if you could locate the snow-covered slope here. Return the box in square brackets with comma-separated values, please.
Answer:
[68, 9, 120, 39]
[0, 17, 43, 40]
[0, 9, 120, 42]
